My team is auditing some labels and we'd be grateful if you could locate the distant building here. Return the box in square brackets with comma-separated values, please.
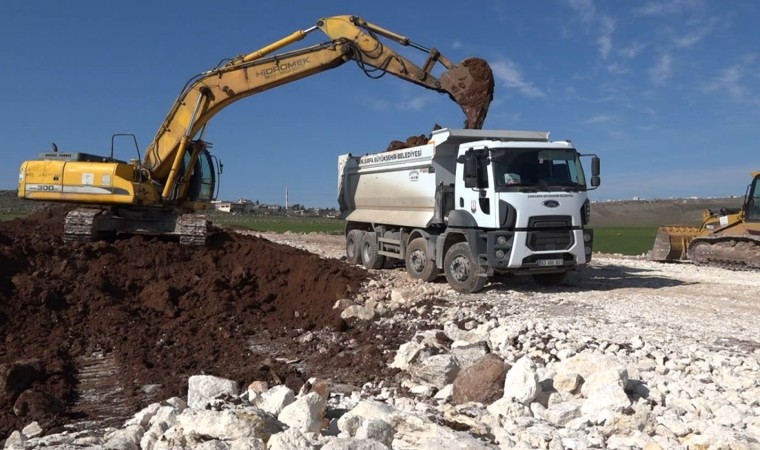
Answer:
[211, 201, 244, 214]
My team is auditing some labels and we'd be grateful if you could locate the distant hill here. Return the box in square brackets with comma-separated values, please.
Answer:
[590, 197, 744, 227]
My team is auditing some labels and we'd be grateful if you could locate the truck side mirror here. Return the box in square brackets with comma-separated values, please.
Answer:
[591, 156, 600, 177]
[463, 151, 479, 188]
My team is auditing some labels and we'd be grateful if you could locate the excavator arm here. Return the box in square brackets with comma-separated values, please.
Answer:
[143, 15, 494, 202]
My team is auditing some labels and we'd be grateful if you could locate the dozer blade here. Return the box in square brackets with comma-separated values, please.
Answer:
[651, 226, 701, 261]
[440, 57, 494, 129]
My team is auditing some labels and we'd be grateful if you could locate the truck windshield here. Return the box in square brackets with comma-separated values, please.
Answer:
[490, 148, 586, 191]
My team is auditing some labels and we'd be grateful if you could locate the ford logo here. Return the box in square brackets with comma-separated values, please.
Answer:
[543, 200, 560, 208]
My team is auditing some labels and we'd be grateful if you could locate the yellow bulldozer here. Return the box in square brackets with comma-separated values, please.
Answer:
[651, 171, 760, 269]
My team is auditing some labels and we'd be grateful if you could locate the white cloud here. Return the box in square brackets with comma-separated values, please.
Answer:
[674, 26, 711, 48]
[633, 0, 704, 17]
[649, 53, 673, 86]
[597, 16, 616, 59]
[490, 59, 546, 98]
[619, 41, 647, 59]
[584, 114, 612, 124]
[451, 40, 463, 50]
[702, 55, 757, 102]
[398, 95, 431, 111]
[567, 0, 596, 22]
[565, 0, 615, 59]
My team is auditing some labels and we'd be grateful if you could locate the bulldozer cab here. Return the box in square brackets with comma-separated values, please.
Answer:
[746, 173, 760, 222]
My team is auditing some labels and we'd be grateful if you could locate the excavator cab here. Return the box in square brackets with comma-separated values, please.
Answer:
[182, 144, 218, 206]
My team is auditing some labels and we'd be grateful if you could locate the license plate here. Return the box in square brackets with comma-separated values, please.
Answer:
[537, 258, 563, 267]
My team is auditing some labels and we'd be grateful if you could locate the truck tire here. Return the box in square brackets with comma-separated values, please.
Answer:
[444, 242, 487, 293]
[405, 238, 439, 282]
[360, 232, 385, 269]
[532, 272, 567, 286]
[345, 230, 363, 264]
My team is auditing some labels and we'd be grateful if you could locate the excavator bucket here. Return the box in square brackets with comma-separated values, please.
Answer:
[650, 225, 701, 261]
[440, 57, 494, 129]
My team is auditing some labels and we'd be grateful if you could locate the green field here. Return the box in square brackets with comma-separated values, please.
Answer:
[591, 226, 658, 256]
[209, 214, 345, 234]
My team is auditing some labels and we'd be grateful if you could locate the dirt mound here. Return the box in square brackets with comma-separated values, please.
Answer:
[0, 206, 388, 439]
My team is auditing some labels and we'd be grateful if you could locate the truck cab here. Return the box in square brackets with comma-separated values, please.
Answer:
[452, 136, 599, 276]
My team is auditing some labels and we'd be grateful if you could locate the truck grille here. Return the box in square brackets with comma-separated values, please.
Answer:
[526, 216, 573, 251]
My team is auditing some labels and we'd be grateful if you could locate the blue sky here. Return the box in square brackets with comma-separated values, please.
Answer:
[2, 1, 758, 207]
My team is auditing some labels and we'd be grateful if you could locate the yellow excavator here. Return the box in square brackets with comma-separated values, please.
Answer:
[651, 171, 760, 269]
[17, 15, 494, 244]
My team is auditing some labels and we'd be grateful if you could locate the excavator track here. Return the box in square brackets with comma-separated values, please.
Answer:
[64, 208, 105, 243]
[687, 236, 760, 271]
[177, 214, 208, 246]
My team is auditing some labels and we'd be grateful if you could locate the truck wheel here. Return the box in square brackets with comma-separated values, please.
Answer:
[444, 242, 487, 293]
[532, 272, 567, 286]
[405, 238, 439, 282]
[360, 232, 385, 269]
[345, 230, 363, 264]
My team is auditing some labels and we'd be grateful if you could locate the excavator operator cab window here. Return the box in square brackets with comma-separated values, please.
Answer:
[747, 175, 760, 222]
[184, 149, 217, 203]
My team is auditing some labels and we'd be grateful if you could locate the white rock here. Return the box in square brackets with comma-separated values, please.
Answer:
[230, 437, 266, 450]
[187, 375, 239, 410]
[21, 421, 42, 439]
[278, 392, 326, 433]
[104, 425, 143, 450]
[177, 408, 282, 441]
[407, 354, 460, 389]
[341, 305, 377, 321]
[390, 341, 423, 370]
[580, 383, 631, 421]
[268, 427, 318, 450]
[552, 372, 581, 393]
[355, 418, 395, 447]
[195, 440, 230, 450]
[321, 437, 390, 450]
[486, 397, 531, 419]
[255, 385, 295, 416]
[503, 356, 539, 405]
[337, 400, 397, 436]
[544, 400, 583, 426]
[450, 341, 490, 369]
[3, 431, 26, 450]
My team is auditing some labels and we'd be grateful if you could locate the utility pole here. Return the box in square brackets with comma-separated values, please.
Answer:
[285, 186, 289, 210]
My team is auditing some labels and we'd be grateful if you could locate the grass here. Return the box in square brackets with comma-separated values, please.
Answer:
[0, 213, 27, 221]
[592, 226, 658, 256]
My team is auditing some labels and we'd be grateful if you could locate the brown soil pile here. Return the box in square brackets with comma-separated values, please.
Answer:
[0, 207, 402, 440]
[385, 134, 429, 151]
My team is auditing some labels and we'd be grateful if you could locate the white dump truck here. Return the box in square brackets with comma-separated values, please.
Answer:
[337, 128, 601, 293]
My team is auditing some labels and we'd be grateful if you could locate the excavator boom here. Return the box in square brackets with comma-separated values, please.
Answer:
[144, 15, 493, 197]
